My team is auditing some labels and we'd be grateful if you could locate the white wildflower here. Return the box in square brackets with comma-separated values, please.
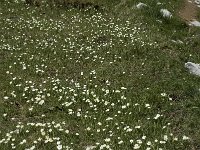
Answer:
[161, 93, 167, 97]
[86, 145, 96, 150]
[135, 126, 141, 129]
[154, 114, 161, 119]
[134, 144, 140, 149]
[183, 135, 190, 140]
[105, 138, 111, 142]
[164, 135, 168, 141]
[38, 100, 45, 105]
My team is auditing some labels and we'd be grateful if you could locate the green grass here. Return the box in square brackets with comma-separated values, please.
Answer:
[0, 0, 200, 149]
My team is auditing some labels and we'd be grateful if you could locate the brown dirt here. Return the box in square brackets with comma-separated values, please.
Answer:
[178, 0, 199, 22]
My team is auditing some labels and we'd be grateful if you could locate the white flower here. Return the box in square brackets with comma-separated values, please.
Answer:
[3, 114, 7, 117]
[29, 107, 33, 111]
[183, 135, 190, 140]
[130, 139, 134, 143]
[134, 144, 140, 149]
[86, 127, 91, 131]
[147, 141, 151, 146]
[77, 112, 81, 117]
[86, 145, 96, 150]
[142, 136, 146, 140]
[137, 139, 142, 144]
[164, 135, 168, 141]
[38, 100, 44, 105]
[160, 141, 166, 144]
[145, 104, 150, 107]
[173, 137, 178, 141]
[135, 126, 141, 129]
[98, 122, 102, 126]
[106, 117, 113, 121]
[126, 128, 133, 132]
[20, 139, 26, 145]
[25, 145, 36, 150]
[154, 114, 161, 119]
[41, 131, 45, 136]
[105, 138, 111, 142]
[121, 87, 127, 90]
[161, 93, 167, 97]
[57, 144, 62, 150]
[65, 129, 69, 134]
[100, 144, 106, 150]
[122, 105, 127, 109]
[4, 96, 9, 100]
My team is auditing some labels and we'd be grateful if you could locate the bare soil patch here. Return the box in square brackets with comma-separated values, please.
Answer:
[178, 0, 199, 22]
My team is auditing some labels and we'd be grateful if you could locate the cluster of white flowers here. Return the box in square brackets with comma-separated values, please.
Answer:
[0, 1, 191, 149]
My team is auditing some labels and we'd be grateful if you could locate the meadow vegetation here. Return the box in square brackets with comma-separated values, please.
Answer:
[0, 0, 200, 149]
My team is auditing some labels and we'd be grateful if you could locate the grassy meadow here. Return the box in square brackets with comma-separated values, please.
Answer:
[0, 0, 200, 149]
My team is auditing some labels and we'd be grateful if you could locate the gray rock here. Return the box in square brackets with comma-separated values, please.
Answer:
[185, 62, 200, 76]
[136, 2, 147, 9]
